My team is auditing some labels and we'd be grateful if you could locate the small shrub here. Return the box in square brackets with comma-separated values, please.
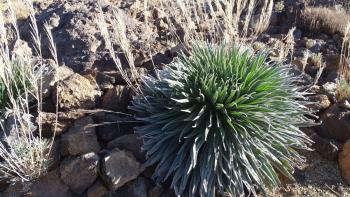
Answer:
[0, 59, 34, 112]
[298, 7, 350, 35]
[131, 44, 314, 197]
[337, 77, 350, 101]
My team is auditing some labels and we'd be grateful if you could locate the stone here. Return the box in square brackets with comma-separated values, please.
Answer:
[38, 111, 85, 137]
[323, 54, 341, 75]
[339, 99, 350, 110]
[53, 73, 102, 110]
[101, 148, 144, 191]
[339, 140, 350, 184]
[42, 65, 74, 98]
[19, 0, 168, 73]
[87, 180, 110, 197]
[114, 176, 148, 197]
[148, 185, 164, 197]
[320, 104, 350, 142]
[60, 116, 100, 156]
[28, 170, 72, 197]
[101, 85, 131, 112]
[96, 71, 116, 90]
[2, 183, 25, 197]
[95, 113, 135, 142]
[306, 94, 331, 111]
[160, 188, 177, 197]
[60, 152, 99, 195]
[305, 39, 316, 49]
[322, 82, 337, 99]
[107, 134, 145, 162]
[305, 129, 339, 161]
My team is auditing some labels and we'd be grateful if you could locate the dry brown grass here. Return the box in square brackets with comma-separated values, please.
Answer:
[298, 6, 350, 36]
[337, 21, 350, 101]
[0, 0, 55, 184]
[98, 0, 274, 90]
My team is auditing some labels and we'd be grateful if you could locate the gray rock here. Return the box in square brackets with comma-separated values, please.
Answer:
[114, 176, 148, 197]
[61, 116, 100, 156]
[107, 134, 145, 162]
[87, 180, 110, 197]
[101, 148, 144, 191]
[29, 170, 72, 197]
[60, 152, 99, 195]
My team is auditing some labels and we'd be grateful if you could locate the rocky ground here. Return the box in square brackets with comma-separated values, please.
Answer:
[0, 0, 349, 196]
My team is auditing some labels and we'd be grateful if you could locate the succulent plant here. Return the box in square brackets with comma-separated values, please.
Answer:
[130, 44, 314, 197]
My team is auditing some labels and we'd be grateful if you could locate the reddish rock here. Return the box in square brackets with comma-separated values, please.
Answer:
[320, 104, 350, 142]
[339, 140, 350, 184]
[53, 73, 102, 110]
[101, 85, 131, 112]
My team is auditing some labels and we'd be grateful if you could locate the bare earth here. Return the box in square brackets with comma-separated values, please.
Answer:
[262, 151, 350, 197]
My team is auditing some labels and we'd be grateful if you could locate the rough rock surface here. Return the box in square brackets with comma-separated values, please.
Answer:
[87, 180, 110, 197]
[339, 140, 350, 185]
[60, 152, 99, 194]
[42, 65, 74, 98]
[101, 85, 131, 112]
[60, 116, 100, 156]
[306, 94, 331, 111]
[101, 148, 144, 191]
[28, 170, 72, 197]
[38, 111, 85, 137]
[53, 73, 102, 110]
[20, 0, 169, 73]
[320, 104, 350, 142]
[94, 113, 135, 142]
[304, 129, 339, 161]
[114, 176, 148, 197]
[107, 134, 145, 162]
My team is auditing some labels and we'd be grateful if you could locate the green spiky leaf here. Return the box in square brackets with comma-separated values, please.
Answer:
[131, 44, 314, 197]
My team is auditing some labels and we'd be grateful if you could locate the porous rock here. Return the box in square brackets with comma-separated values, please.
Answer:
[101, 148, 144, 191]
[60, 152, 99, 195]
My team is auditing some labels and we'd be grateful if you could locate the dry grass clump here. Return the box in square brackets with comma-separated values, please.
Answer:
[336, 22, 350, 101]
[0, 1, 54, 184]
[298, 6, 350, 35]
[98, 0, 275, 91]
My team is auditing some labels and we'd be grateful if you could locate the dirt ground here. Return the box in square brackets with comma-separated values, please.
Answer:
[264, 151, 350, 197]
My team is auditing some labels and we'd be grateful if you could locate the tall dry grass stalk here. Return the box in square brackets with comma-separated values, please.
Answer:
[337, 21, 350, 100]
[98, 0, 274, 88]
[0, 0, 54, 184]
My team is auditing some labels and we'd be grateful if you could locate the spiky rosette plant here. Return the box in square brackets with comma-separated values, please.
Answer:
[130, 44, 314, 197]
